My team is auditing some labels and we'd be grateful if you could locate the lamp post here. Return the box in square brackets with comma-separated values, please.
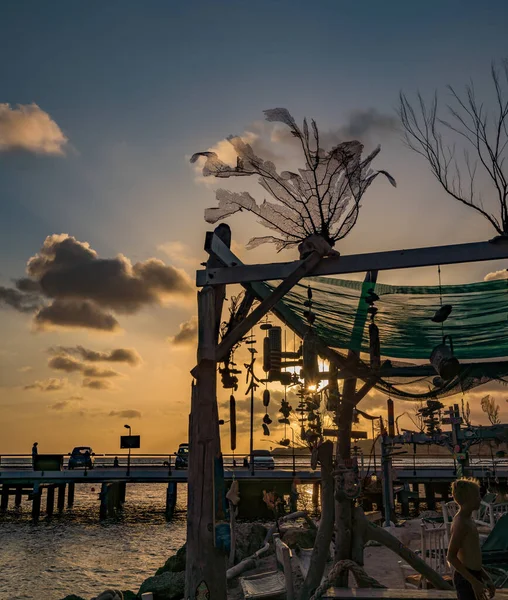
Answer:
[291, 426, 296, 476]
[124, 424, 131, 476]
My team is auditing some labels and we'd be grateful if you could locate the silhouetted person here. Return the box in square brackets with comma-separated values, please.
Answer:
[113, 456, 119, 467]
[32, 442, 38, 469]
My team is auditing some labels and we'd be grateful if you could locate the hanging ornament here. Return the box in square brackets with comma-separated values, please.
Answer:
[262, 423, 270, 436]
[263, 389, 270, 407]
[431, 304, 452, 323]
[230, 395, 237, 452]
[263, 413, 272, 425]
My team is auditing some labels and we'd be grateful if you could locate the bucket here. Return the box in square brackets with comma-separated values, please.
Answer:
[430, 335, 460, 381]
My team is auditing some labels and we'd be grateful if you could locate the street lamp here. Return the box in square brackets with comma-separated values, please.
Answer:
[124, 424, 131, 476]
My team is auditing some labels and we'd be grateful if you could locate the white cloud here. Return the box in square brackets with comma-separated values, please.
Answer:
[484, 269, 507, 281]
[0, 103, 68, 155]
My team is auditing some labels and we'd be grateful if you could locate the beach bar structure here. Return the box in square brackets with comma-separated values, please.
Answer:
[186, 224, 508, 598]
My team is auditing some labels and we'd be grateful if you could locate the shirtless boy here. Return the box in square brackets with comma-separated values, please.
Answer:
[447, 478, 496, 600]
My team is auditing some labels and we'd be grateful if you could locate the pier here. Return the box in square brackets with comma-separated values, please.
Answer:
[1, 453, 507, 522]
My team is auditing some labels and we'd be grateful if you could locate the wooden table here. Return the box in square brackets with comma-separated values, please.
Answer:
[322, 589, 508, 599]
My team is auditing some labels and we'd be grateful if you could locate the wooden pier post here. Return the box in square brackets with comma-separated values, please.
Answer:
[166, 481, 178, 520]
[32, 484, 41, 522]
[1, 485, 9, 512]
[100, 483, 108, 520]
[57, 484, 66, 512]
[14, 485, 23, 508]
[46, 484, 55, 517]
[425, 483, 436, 511]
[312, 481, 320, 511]
[67, 482, 75, 507]
[119, 482, 126, 505]
[412, 483, 420, 510]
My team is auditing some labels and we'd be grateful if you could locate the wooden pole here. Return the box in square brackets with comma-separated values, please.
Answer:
[166, 481, 177, 520]
[299, 441, 335, 600]
[67, 482, 75, 507]
[46, 484, 55, 518]
[1, 485, 9, 512]
[335, 271, 378, 585]
[57, 484, 65, 512]
[31, 484, 41, 522]
[186, 225, 230, 600]
[99, 483, 108, 520]
[14, 485, 22, 508]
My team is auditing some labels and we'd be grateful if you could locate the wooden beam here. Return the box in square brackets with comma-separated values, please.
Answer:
[197, 237, 508, 286]
[215, 251, 323, 363]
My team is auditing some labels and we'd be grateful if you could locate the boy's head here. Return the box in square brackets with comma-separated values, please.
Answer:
[452, 478, 481, 510]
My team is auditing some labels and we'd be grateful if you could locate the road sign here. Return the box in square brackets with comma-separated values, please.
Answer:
[120, 435, 140, 449]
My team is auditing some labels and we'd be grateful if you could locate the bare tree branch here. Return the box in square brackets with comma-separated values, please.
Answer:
[399, 61, 508, 235]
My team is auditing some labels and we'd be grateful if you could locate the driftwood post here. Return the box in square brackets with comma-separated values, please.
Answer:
[299, 441, 335, 600]
[334, 271, 378, 585]
[185, 225, 230, 600]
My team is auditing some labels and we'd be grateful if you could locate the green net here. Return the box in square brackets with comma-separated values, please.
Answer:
[265, 276, 508, 400]
[278, 276, 508, 360]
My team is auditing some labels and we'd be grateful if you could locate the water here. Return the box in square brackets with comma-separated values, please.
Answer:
[0, 483, 187, 600]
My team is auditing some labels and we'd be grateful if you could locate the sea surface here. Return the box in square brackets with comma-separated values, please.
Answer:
[0, 482, 188, 600]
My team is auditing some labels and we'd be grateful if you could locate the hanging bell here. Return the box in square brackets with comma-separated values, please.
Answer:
[430, 335, 460, 381]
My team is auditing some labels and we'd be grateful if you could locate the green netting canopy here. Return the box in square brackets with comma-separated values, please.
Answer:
[278, 276, 508, 360]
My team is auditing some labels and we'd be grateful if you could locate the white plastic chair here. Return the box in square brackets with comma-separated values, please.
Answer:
[399, 522, 452, 589]
[240, 533, 294, 600]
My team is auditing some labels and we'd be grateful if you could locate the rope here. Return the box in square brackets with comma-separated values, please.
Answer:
[310, 560, 386, 600]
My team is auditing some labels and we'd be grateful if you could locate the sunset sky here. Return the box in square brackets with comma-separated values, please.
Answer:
[1, 0, 508, 455]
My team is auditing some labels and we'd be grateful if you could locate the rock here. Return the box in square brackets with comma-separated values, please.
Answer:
[281, 526, 316, 549]
[156, 544, 186, 575]
[60, 596, 87, 600]
[138, 571, 185, 600]
[92, 591, 123, 600]
[122, 592, 137, 600]
[234, 523, 269, 562]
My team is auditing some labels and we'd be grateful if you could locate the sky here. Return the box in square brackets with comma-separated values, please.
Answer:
[1, 0, 508, 455]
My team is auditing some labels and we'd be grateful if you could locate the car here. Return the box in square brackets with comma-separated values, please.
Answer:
[68, 446, 95, 469]
[244, 449, 275, 469]
[175, 443, 189, 469]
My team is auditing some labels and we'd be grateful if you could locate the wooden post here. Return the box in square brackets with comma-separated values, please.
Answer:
[100, 483, 108, 520]
[57, 484, 65, 512]
[119, 482, 126, 505]
[299, 441, 334, 600]
[166, 481, 178, 520]
[335, 271, 378, 585]
[67, 482, 75, 507]
[14, 485, 22, 508]
[185, 225, 230, 600]
[1, 485, 9, 512]
[46, 484, 55, 517]
[425, 483, 436, 511]
[312, 482, 320, 512]
[32, 484, 41, 522]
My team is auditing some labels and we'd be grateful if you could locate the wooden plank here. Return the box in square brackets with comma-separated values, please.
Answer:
[197, 237, 508, 286]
